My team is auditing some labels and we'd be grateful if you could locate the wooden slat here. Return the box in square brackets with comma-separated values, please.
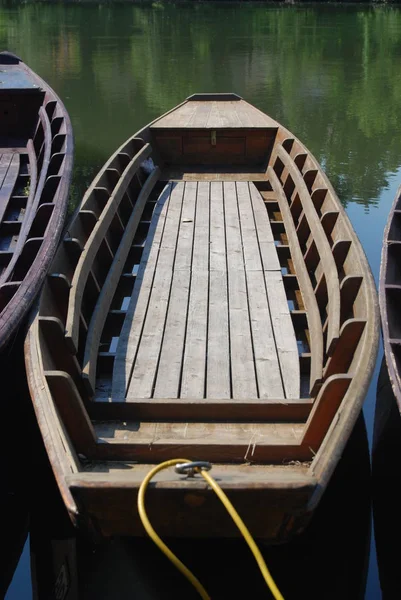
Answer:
[45, 370, 97, 455]
[188, 103, 212, 128]
[112, 184, 172, 400]
[0, 139, 39, 285]
[82, 167, 160, 395]
[264, 270, 300, 399]
[276, 145, 340, 354]
[93, 421, 311, 463]
[65, 143, 152, 353]
[236, 182, 284, 398]
[0, 153, 19, 224]
[301, 375, 351, 449]
[127, 182, 185, 398]
[180, 181, 210, 398]
[248, 183, 280, 271]
[269, 167, 323, 394]
[224, 181, 257, 398]
[92, 396, 313, 421]
[0, 154, 12, 189]
[153, 181, 196, 398]
[207, 181, 230, 398]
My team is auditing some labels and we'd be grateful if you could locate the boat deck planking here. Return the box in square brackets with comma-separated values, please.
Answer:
[112, 180, 299, 403]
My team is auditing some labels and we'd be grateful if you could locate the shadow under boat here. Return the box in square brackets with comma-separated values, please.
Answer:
[28, 411, 371, 600]
[372, 357, 401, 599]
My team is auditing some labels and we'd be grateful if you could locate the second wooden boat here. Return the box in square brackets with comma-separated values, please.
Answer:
[25, 94, 378, 541]
[379, 184, 401, 410]
[0, 51, 73, 352]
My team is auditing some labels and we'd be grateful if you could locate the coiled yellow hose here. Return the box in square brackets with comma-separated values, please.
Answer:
[137, 458, 284, 599]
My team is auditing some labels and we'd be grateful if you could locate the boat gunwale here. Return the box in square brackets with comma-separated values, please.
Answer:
[379, 183, 401, 412]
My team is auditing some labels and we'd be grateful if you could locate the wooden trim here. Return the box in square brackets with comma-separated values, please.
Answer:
[45, 370, 97, 455]
[82, 167, 160, 395]
[90, 396, 313, 421]
[0, 109, 50, 284]
[269, 167, 323, 393]
[301, 375, 352, 449]
[65, 144, 152, 354]
[275, 145, 340, 355]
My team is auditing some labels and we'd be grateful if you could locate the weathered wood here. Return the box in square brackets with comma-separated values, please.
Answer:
[180, 182, 210, 398]
[0, 153, 19, 224]
[23, 92, 379, 543]
[65, 144, 152, 354]
[264, 270, 300, 399]
[153, 181, 196, 398]
[269, 166, 323, 393]
[237, 184, 285, 397]
[0, 55, 73, 353]
[302, 375, 351, 449]
[45, 371, 97, 455]
[112, 184, 172, 400]
[224, 181, 257, 398]
[82, 167, 160, 396]
[91, 396, 312, 421]
[127, 182, 184, 398]
[275, 144, 340, 354]
[207, 182, 231, 398]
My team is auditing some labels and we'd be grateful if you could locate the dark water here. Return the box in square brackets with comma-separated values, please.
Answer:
[2, 2, 401, 598]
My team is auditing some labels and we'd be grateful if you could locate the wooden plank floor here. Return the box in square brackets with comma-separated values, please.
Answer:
[112, 180, 300, 402]
[152, 100, 278, 129]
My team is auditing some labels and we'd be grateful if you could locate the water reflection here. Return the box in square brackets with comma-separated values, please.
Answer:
[1, 4, 401, 213]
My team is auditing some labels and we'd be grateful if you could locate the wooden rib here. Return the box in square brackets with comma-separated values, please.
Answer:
[127, 182, 185, 398]
[301, 375, 352, 450]
[180, 181, 210, 398]
[92, 396, 312, 421]
[207, 181, 230, 398]
[0, 136, 41, 284]
[224, 181, 257, 399]
[82, 167, 160, 396]
[153, 181, 196, 398]
[45, 371, 97, 455]
[269, 166, 323, 394]
[276, 145, 340, 354]
[323, 319, 366, 378]
[65, 143, 152, 354]
[236, 182, 284, 398]
[0, 153, 19, 224]
[112, 184, 172, 400]
[0, 154, 12, 189]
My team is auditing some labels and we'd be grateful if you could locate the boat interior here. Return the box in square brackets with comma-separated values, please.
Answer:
[26, 93, 377, 537]
[0, 52, 70, 318]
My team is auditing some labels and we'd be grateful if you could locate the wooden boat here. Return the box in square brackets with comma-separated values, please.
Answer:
[379, 184, 401, 410]
[0, 51, 73, 352]
[25, 94, 378, 541]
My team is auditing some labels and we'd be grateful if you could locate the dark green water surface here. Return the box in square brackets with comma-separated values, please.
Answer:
[2, 2, 401, 598]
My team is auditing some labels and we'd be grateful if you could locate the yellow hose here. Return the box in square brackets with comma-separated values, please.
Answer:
[137, 458, 284, 600]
